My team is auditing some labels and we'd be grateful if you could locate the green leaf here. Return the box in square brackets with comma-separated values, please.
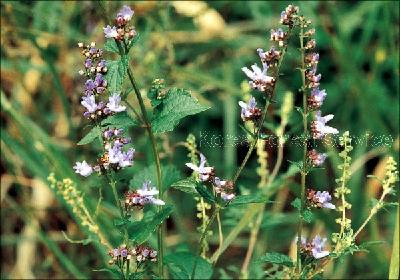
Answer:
[302, 209, 314, 223]
[129, 164, 181, 193]
[195, 184, 216, 204]
[101, 112, 139, 128]
[151, 88, 209, 134]
[104, 39, 119, 53]
[106, 58, 128, 92]
[127, 206, 173, 244]
[77, 126, 100, 145]
[257, 252, 294, 267]
[170, 178, 198, 195]
[291, 198, 301, 210]
[228, 194, 271, 206]
[164, 252, 213, 279]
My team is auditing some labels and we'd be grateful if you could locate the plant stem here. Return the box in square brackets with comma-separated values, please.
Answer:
[191, 207, 219, 279]
[125, 67, 165, 278]
[296, 23, 308, 274]
[240, 143, 284, 277]
[115, 39, 165, 278]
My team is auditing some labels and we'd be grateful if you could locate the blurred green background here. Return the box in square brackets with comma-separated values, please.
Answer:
[1, 1, 399, 279]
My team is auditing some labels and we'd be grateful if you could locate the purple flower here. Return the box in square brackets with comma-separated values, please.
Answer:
[104, 129, 114, 139]
[270, 28, 287, 46]
[73, 161, 93, 177]
[85, 59, 92, 68]
[108, 142, 123, 164]
[221, 192, 236, 201]
[308, 87, 327, 109]
[185, 153, 215, 182]
[103, 25, 118, 39]
[120, 248, 128, 257]
[311, 111, 339, 139]
[85, 79, 96, 93]
[118, 148, 135, 168]
[136, 181, 165, 206]
[238, 96, 261, 121]
[81, 94, 98, 113]
[314, 191, 335, 209]
[308, 149, 327, 167]
[117, 5, 134, 21]
[311, 235, 330, 259]
[113, 248, 120, 257]
[94, 73, 107, 94]
[106, 93, 126, 113]
[242, 63, 275, 92]
[257, 47, 281, 66]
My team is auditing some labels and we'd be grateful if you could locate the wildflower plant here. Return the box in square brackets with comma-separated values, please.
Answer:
[41, 4, 398, 280]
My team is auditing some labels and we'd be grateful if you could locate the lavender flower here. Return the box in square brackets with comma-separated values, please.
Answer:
[214, 177, 235, 201]
[307, 149, 327, 167]
[308, 87, 327, 110]
[311, 235, 330, 259]
[106, 93, 126, 113]
[117, 5, 134, 21]
[94, 73, 107, 94]
[81, 94, 98, 113]
[270, 28, 287, 46]
[103, 25, 118, 39]
[305, 52, 319, 66]
[280, 4, 299, 26]
[307, 189, 335, 209]
[238, 96, 261, 121]
[73, 161, 93, 177]
[242, 64, 275, 92]
[185, 153, 215, 182]
[314, 191, 335, 209]
[306, 66, 321, 88]
[311, 111, 339, 139]
[257, 47, 281, 66]
[118, 148, 135, 168]
[125, 181, 165, 207]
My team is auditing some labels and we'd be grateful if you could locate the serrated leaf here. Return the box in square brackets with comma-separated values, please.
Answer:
[77, 126, 100, 145]
[130, 164, 181, 193]
[228, 194, 271, 206]
[170, 178, 198, 195]
[151, 88, 209, 133]
[106, 58, 127, 92]
[302, 209, 314, 223]
[291, 198, 301, 210]
[257, 252, 294, 267]
[101, 112, 139, 128]
[104, 39, 119, 53]
[195, 183, 216, 204]
[164, 252, 213, 279]
[128, 206, 173, 244]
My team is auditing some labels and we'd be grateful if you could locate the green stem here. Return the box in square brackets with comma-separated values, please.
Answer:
[296, 23, 308, 274]
[116, 41, 165, 278]
[191, 207, 220, 279]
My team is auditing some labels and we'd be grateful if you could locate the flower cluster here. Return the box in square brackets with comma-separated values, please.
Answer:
[186, 154, 235, 201]
[73, 127, 135, 177]
[74, 42, 134, 177]
[306, 189, 336, 209]
[301, 22, 338, 139]
[280, 4, 299, 27]
[299, 235, 330, 259]
[307, 149, 327, 167]
[125, 181, 165, 209]
[108, 244, 157, 265]
[104, 5, 136, 41]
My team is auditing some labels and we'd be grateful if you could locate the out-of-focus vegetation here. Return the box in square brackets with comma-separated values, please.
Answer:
[1, 1, 399, 279]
